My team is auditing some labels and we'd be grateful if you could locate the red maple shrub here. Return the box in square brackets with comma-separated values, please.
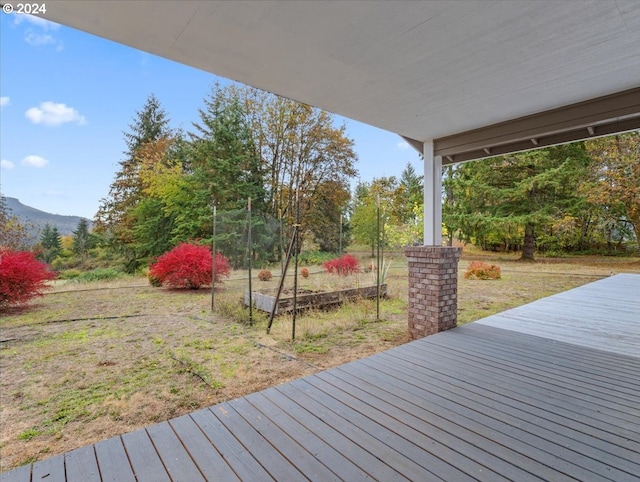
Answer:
[148, 243, 230, 289]
[257, 269, 272, 281]
[0, 249, 56, 308]
[300, 267, 309, 278]
[464, 261, 501, 280]
[323, 254, 360, 276]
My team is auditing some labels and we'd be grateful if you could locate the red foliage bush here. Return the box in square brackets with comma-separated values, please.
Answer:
[464, 261, 501, 280]
[300, 267, 309, 278]
[323, 254, 360, 276]
[257, 269, 272, 281]
[0, 249, 56, 308]
[148, 243, 230, 289]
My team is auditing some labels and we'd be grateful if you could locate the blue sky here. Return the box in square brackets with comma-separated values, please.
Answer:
[0, 12, 421, 219]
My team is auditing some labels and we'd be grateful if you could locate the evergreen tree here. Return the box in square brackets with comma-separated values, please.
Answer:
[190, 85, 266, 213]
[39, 224, 61, 264]
[95, 95, 171, 234]
[444, 144, 590, 259]
[397, 162, 423, 223]
[95, 94, 172, 271]
[72, 219, 91, 257]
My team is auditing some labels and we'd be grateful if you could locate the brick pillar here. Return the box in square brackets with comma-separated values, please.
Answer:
[404, 246, 461, 339]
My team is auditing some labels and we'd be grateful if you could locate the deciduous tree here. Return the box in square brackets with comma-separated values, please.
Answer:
[584, 132, 640, 253]
[0, 195, 31, 250]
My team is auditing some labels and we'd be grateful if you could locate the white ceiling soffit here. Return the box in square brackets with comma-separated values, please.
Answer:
[41, 0, 640, 161]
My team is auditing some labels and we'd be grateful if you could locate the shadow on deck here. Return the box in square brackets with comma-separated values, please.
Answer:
[2, 274, 639, 481]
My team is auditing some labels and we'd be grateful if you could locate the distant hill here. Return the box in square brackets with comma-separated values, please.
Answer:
[4, 197, 93, 243]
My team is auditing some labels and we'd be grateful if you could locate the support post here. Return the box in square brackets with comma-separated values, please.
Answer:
[423, 140, 442, 246]
[404, 140, 460, 339]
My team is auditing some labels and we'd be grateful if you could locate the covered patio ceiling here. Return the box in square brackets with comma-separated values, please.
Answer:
[40, 0, 640, 163]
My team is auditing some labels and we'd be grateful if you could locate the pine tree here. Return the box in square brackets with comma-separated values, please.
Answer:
[190, 85, 266, 213]
[95, 94, 172, 271]
[72, 219, 91, 257]
[39, 224, 61, 264]
[95, 94, 171, 237]
[397, 162, 423, 223]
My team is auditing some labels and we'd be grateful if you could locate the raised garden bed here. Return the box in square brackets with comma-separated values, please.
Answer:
[244, 284, 387, 315]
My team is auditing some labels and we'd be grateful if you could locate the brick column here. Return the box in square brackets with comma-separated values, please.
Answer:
[404, 246, 461, 339]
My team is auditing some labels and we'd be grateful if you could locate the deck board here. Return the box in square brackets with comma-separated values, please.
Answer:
[389, 342, 640, 454]
[168, 415, 240, 481]
[2, 273, 639, 481]
[475, 273, 640, 357]
[120, 428, 170, 482]
[244, 390, 375, 482]
[64, 445, 100, 482]
[0, 464, 30, 482]
[409, 333, 640, 410]
[228, 397, 341, 481]
[358, 347, 640, 479]
[338, 360, 627, 482]
[189, 408, 274, 481]
[94, 437, 135, 482]
[209, 401, 308, 481]
[259, 387, 405, 481]
[146, 421, 206, 481]
[31, 454, 64, 481]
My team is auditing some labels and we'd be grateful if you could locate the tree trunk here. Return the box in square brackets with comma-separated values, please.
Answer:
[520, 223, 536, 261]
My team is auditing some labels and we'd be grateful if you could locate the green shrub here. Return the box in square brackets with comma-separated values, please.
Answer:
[58, 269, 83, 280]
[464, 261, 501, 280]
[297, 250, 335, 265]
[71, 268, 125, 283]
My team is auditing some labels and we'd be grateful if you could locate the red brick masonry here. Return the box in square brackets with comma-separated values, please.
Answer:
[404, 246, 462, 339]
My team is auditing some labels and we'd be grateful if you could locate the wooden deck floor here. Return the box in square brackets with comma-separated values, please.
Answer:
[2, 274, 639, 482]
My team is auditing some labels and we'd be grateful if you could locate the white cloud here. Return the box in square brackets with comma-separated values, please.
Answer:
[13, 13, 63, 50]
[25, 102, 87, 126]
[1, 159, 15, 169]
[24, 30, 56, 46]
[13, 13, 60, 31]
[0, 97, 9, 109]
[397, 141, 410, 150]
[21, 155, 49, 168]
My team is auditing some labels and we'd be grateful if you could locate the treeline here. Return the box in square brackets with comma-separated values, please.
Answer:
[2, 86, 637, 271]
[349, 132, 639, 259]
[94, 85, 358, 272]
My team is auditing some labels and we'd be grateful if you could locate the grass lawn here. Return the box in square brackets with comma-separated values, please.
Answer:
[1, 250, 638, 470]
